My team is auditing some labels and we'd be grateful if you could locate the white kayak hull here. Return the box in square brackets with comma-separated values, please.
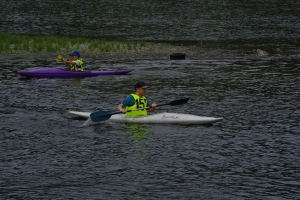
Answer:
[68, 111, 223, 125]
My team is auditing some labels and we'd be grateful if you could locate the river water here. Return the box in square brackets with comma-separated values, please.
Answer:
[1, 0, 300, 199]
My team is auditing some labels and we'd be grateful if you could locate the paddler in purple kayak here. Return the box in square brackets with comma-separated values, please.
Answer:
[62, 50, 85, 71]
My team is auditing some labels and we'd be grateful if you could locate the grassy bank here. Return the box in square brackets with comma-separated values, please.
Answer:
[0, 33, 155, 55]
[1, 33, 245, 59]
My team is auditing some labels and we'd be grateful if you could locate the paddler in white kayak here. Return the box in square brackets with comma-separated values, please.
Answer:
[118, 81, 157, 117]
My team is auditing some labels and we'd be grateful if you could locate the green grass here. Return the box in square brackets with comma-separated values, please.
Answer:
[0, 33, 152, 54]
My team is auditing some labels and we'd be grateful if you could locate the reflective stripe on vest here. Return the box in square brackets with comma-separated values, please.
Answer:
[126, 94, 148, 117]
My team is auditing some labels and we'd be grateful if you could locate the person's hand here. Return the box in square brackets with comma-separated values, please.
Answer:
[149, 103, 157, 112]
[151, 103, 157, 108]
[119, 108, 127, 113]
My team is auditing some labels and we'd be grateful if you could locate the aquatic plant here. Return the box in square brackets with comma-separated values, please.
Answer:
[0, 33, 152, 54]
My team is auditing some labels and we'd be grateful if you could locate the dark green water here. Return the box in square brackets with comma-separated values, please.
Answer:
[0, 0, 299, 199]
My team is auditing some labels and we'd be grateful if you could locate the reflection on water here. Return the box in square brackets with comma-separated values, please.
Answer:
[124, 123, 151, 161]
[70, 78, 85, 90]
[125, 123, 150, 141]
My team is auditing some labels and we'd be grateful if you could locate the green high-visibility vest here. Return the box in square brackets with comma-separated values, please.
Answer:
[70, 59, 84, 71]
[126, 94, 148, 117]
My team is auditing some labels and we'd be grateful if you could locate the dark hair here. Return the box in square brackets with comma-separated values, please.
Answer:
[135, 81, 149, 90]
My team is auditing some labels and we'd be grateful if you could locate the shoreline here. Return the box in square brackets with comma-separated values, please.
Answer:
[0, 44, 248, 60]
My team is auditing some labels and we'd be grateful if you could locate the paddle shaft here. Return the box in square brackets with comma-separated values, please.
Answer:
[127, 102, 175, 111]
[90, 98, 189, 122]
[97, 105, 160, 118]
[108, 98, 189, 115]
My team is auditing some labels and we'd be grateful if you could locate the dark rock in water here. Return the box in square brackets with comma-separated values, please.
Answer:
[170, 53, 186, 60]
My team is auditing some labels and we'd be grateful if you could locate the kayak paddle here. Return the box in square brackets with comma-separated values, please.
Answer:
[90, 98, 189, 122]
[56, 55, 63, 62]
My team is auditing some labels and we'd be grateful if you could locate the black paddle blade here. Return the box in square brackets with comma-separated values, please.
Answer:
[168, 98, 189, 106]
[90, 111, 113, 122]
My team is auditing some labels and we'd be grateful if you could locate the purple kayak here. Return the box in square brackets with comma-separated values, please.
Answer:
[18, 68, 132, 78]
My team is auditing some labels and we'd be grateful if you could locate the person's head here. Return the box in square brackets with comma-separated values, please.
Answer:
[135, 81, 148, 96]
[69, 50, 80, 60]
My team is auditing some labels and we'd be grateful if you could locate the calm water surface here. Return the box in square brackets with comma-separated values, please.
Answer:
[1, 56, 299, 199]
[1, 0, 300, 199]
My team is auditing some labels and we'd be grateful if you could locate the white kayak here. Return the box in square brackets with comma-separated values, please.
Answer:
[68, 111, 223, 125]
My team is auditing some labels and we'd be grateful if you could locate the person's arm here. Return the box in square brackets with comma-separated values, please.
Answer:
[118, 95, 134, 113]
[62, 58, 71, 67]
[118, 103, 126, 113]
[62, 59, 79, 68]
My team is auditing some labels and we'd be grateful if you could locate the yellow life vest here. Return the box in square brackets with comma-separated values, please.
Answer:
[70, 59, 84, 71]
[126, 94, 148, 117]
